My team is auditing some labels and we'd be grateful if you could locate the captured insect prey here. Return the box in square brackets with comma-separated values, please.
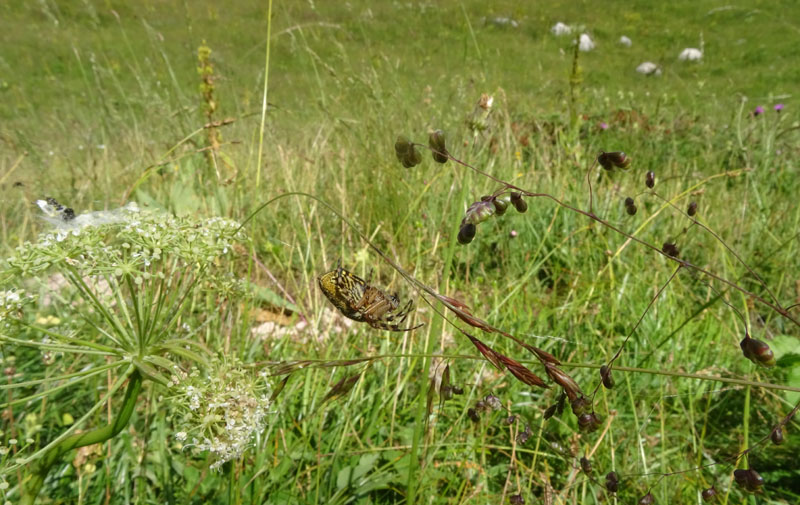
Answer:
[318, 260, 423, 332]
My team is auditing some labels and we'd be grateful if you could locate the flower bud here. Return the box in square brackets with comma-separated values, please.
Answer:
[701, 487, 716, 501]
[645, 170, 655, 188]
[510, 192, 528, 213]
[580, 456, 592, 475]
[740, 336, 776, 367]
[458, 223, 477, 245]
[638, 492, 654, 505]
[428, 129, 449, 163]
[687, 201, 698, 217]
[600, 365, 615, 389]
[662, 242, 680, 258]
[605, 471, 619, 493]
[771, 426, 784, 445]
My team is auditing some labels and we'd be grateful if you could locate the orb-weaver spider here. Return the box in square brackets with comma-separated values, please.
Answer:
[318, 260, 422, 332]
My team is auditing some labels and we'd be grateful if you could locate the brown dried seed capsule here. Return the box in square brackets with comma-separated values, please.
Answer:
[662, 242, 680, 257]
[701, 487, 716, 501]
[739, 336, 776, 367]
[516, 424, 532, 444]
[600, 365, 615, 389]
[510, 192, 528, 213]
[543, 403, 559, 420]
[580, 456, 592, 475]
[688, 201, 698, 216]
[771, 426, 784, 445]
[645, 170, 655, 188]
[505, 415, 518, 425]
[626, 203, 638, 216]
[571, 396, 592, 416]
[577, 412, 601, 433]
[605, 471, 619, 493]
[467, 408, 480, 423]
[509, 494, 525, 505]
[624, 197, 635, 207]
[638, 492, 654, 505]
[458, 223, 477, 245]
[598, 152, 614, 171]
[599, 151, 631, 170]
[428, 129, 449, 164]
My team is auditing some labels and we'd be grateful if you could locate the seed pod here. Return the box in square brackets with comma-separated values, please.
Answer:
[510, 192, 528, 213]
[464, 200, 496, 225]
[662, 242, 680, 257]
[395, 135, 422, 168]
[771, 426, 784, 445]
[626, 203, 637, 216]
[734, 468, 764, 492]
[645, 171, 655, 188]
[624, 197, 634, 207]
[493, 197, 509, 216]
[687, 201, 698, 217]
[467, 408, 480, 423]
[580, 456, 592, 475]
[739, 336, 776, 367]
[638, 492, 654, 505]
[509, 494, 525, 505]
[599, 151, 631, 170]
[428, 129, 449, 163]
[701, 487, 716, 501]
[577, 412, 601, 433]
[571, 396, 592, 416]
[600, 365, 615, 389]
[516, 424, 532, 444]
[543, 403, 559, 420]
[505, 415, 518, 425]
[605, 471, 619, 493]
[458, 223, 477, 245]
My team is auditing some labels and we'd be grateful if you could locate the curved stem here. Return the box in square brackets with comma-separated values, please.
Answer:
[21, 371, 143, 504]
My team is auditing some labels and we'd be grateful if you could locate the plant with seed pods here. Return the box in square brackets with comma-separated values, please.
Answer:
[377, 125, 800, 502]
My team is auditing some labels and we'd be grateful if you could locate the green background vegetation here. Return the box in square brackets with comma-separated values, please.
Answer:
[1, 0, 799, 503]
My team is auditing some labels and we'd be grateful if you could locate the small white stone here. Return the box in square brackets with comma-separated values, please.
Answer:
[619, 35, 632, 47]
[636, 62, 662, 76]
[551, 22, 571, 36]
[678, 48, 702, 61]
[579, 33, 595, 52]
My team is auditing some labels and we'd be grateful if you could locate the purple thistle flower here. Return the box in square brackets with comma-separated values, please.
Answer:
[599, 122, 609, 130]
[753, 106, 764, 116]
[774, 103, 785, 112]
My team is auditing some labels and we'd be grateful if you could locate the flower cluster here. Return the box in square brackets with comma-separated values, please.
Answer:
[172, 365, 271, 470]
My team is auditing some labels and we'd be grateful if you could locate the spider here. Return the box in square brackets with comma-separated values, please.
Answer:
[318, 260, 422, 332]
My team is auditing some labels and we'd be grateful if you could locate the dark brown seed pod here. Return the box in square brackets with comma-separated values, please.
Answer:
[467, 408, 480, 423]
[580, 456, 592, 475]
[543, 403, 559, 420]
[516, 424, 532, 444]
[701, 487, 716, 501]
[624, 197, 635, 207]
[771, 426, 784, 445]
[428, 129, 449, 163]
[458, 223, 477, 245]
[626, 203, 638, 216]
[638, 492, 654, 505]
[734, 468, 764, 492]
[645, 170, 655, 188]
[687, 201, 698, 217]
[510, 192, 528, 213]
[577, 412, 602, 433]
[605, 471, 619, 493]
[599, 151, 631, 170]
[570, 396, 592, 416]
[662, 242, 680, 257]
[740, 336, 776, 367]
[505, 415, 518, 425]
[509, 494, 525, 505]
[600, 365, 615, 389]
[493, 197, 509, 215]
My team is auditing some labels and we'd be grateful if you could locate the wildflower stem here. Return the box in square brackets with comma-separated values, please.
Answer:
[20, 370, 142, 504]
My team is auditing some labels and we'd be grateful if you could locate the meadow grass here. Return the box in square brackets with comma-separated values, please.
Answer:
[1, 0, 799, 503]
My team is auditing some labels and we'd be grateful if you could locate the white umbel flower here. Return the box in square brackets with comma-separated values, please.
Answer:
[678, 48, 703, 61]
[619, 35, 632, 47]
